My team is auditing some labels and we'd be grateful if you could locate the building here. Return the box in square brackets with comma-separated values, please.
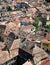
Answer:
[41, 33, 50, 52]
[20, 25, 35, 33]
[33, 44, 48, 65]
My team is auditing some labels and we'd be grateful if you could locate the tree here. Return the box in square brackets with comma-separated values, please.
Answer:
[33, 16, 43, 27]
[6, 6, 12, 11]
[43, 1, 48, 6]
[45, 24, 50, 29]
[32, 22, 38, 28]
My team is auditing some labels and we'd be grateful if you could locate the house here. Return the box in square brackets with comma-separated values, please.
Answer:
[0, 51, 9, 64]
[0, 39, 20, 64]
[33, 44, 48, 65]
[27, 7, 37, 18]
[13, 18, 21, 27]
[0, 24, 20, 64]
[0, 23, 20, 64]
[9, 39, 20, 58]
[41, 33, 50, 52]
[0, 42, 6, 51]
[19, 41, 48, 65]
[4, 22, 19, 36]
[19, 16, 35, 24]
[20, 25, 35, 33]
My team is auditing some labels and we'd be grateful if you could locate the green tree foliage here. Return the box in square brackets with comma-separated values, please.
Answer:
[35, 16, 43, 22]
[45, 24, 50, 29]
[32, 22, 38, 28]
[32, 16, 43, 27]
[6, 6, 12, 11]
[34, 27, 38, 33]
[16, 8, 21, 11]
[43, 1, 48, 5]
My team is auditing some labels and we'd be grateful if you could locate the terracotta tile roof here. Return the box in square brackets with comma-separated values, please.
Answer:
[13, 19, 20, 25]
[10, 39, 20, 50]
[9, 39, 20, 58]
[33, 45, 48, 65]
[4, 22, 19, 36]
[42, 39, 50, 43]
[27, 8, 37, 17]
[19, 17, 35, 23]
[36, 31, 43, 34]
[31, 3, 41, 7]
[20, 25, 35, 33]
[28, 8, 37, 13]
[21, 25, 35, 31]
[16, 0, 26, 2]
[23, 61, 33, 65]
[33, 45, 48, 56]
[0, 51, 9, 64]
[23, 25, 34, 28]
[46, 34, 50, 41]
[0, 43, 6, 50]
[37, 7, 47, 13]
[41, 60, 50, 65]
[42, 33, 50, 43]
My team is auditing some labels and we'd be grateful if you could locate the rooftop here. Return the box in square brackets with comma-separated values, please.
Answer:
[41, 60, 50, 65]
[42, 33, 50, 43]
